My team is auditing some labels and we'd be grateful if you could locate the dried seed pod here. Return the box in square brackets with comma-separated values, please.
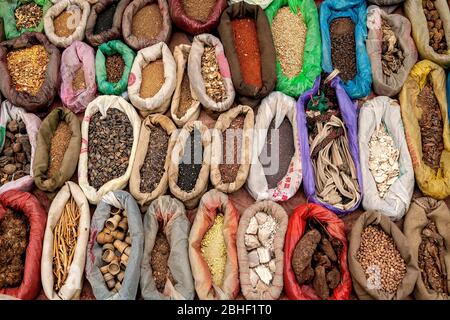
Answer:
[106, 215, 121, 231]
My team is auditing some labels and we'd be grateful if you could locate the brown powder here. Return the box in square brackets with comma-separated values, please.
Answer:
[131, 4, 163, 41]
[140, 59, 165, 99]
[176, 70, 194, 118]
[48, 121, 73, 178]
[219, 115, 245, 184]
[72, 68, 86, 91]
[53, 10, 77, 38]
[182, 0, 216, 23]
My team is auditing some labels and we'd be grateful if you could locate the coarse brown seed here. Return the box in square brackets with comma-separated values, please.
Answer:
[182, 0, 216, 23]
[330, 17, 357, 82]
[131, 4, 162, 41]
[47, 121, 73, 178]
[177, 128, 203, 192]
[271, 6, 307, 79]
[151, 231, 176, 292]
[219, 115, 245, 184]
[15, 3, 43, 31]
[140, 59, 165, 99]
[53, 9, 79, 38]
[106, 54, 125, 83]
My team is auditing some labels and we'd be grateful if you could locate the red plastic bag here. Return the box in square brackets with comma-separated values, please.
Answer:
[283, 203, 352, 300]
[0, 190, 47, 300]
[168, 0, 227, 35]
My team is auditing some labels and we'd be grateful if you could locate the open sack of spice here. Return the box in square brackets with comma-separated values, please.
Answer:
[86, 190, 144, 300]
[78, 95, 141, 204]
[43, 0, 90, 48]
[0, 0, 52, 40]
[404, 197, 450, 300]
[297, 72, 362, 214]
[348, 211, 419, 300]
[284, 203, 352, 300]
[319, 0, 372, 99]
[366, 5, 418, 97]
[140, 195, 194, 300]
[188, 189, 240, 300]
[129, 114, 177, 209]
[265, 0, 321, 98]
[405, 0, 450, 68]
[168, 120, 211, 209]
[170, 44, 201, 127]
[60, 41, 97, 114]
[0, 190, 46, 300]
[33, 107, 81, 193]
[247, 91, 301, 202]
[0, 32, 60, 113]
[122, 0, 172, 51]
[128, 42, 176, 115]
[188, 33, 235, 114]
[217, 2, 276, 107]
[41, 182, 90, 300]
[210, 105, 254, 194]
[237, 200, 287, 300]
[85, 0, 131, 47]
[168, 0, 227, 35]
[96, 40, 136, 96]
[0, 100, 41, 195]
[399, 59, 450, 200]
[358, 96, 414, 221]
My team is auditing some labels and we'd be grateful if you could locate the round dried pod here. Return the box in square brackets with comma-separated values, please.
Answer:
[120, 253, 129, 269]
[111, 230, 125, 240]
[114, 281, 122, 291]
[114, 239, 128, 253]
[103, 243, 115, 251]
[103, 272, 114, 282]
[125, 235, 131, 245]
[97, 231, 114, 244]
[117, 271, 125, 282]
[124, 246, 131, 256]
[106, 278, 116, 289]
[100, 265, 110, 275]
[111, 208, 122, 215]
[106, 214, 121, 230]
[108, 260, 121, 276]
[102, 249, 116, 263]
[117, 217, 128, 233]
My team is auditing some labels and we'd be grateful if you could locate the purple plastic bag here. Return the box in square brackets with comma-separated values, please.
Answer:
[296, 75, 363, 215]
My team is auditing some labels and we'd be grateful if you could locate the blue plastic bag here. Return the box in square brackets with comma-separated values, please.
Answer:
[320, 0, 372, 99]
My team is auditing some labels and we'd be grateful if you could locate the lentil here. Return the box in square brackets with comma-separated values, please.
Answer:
[201, 213, 226, 287]
[106, 54, 125, 83]
[72, 67, 86, 91]
[176, 69, 194, 118]
[140, 59, 165, 99]
[131, 4, 162, 41]
[219, 115, 245, 184]
[381, 19, 404, 76]
[6, 45, 49, 96]
[177, 128, 202, 192]
[231, 18, 262, 88]
[94, 4, 117, 35]
[423, 0, 448, 54]
[47, 121, 73, 178]
[201, 45, 227, 102]
[14, 3, 43, 30]
[151, 231, 175, 292]
[271, 7, 307, 79]
[330, 18, 357, 82]
[53, 10, 78, 38]
[357, 225, 407, 294]
[139, 124, 170, 193]
[182, 0, 216, 23]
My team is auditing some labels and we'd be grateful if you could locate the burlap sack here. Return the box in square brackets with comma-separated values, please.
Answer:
[85, 0, 131, 47]
[168, 120, 211, 209]
[78, 95, 141, 204]
[129, 114, 177, 210]
[358, 96, 414, 221]
[366, 5, 418, 97]
[404, 197, 450, 300]
[247, 91, 302, 202]
[237, 200, 287, 300]
[85, 191, 144, 300]
[122, 0, 172, 50]
[170, 44, 201, 128]
[140, 195, 195, 300]
[188, 189, 240, 300]
[348, 211, 419, 300]
[128, 42, 176, 115]
[0, 32, 60, 113]
[210, 105, 254, 194]
[405, 0, 450, 67]
[0, 100, 41, 195]
[188, 34, 235, 113]
[217, 2, 276, 107]
[399, 59, 450, 200]
[41, 181, 90, 300]
[44, 0, 91, 48]
[33, 107, 81, 193]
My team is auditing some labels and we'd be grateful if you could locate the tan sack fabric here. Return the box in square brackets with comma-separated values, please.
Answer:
[237, 200, 288, 300]
[170, 44, 201, 128]
[78, 95, 141, 204]
[44, 0, 91, 48]
[128, 42, 176, 115]
[129, 114, 177, 209]
[140, 195, 195, 300]
[348, 210, 419, 300]
[188, 189, 240, 300]
[210, 105, 254, 193]
[403, 197, 450, 300]
[168, 120, 211, 209]
[41, 181, 90, 300]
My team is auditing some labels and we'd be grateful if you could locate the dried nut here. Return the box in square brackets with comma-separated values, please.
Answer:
[106, 215, 121, 231]
[102, 249, 116, 263]
[97, 231, 114, 245]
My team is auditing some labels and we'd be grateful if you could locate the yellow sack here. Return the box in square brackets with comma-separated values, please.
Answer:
[399, 59, 450, 199]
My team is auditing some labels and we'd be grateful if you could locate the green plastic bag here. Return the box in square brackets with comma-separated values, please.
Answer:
[95, 40, 136, 96]
[265, 0, 321, 98]
[0, 0, 51, 40]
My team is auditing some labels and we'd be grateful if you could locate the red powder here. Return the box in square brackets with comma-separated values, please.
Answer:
[231, 18, 262, 89]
